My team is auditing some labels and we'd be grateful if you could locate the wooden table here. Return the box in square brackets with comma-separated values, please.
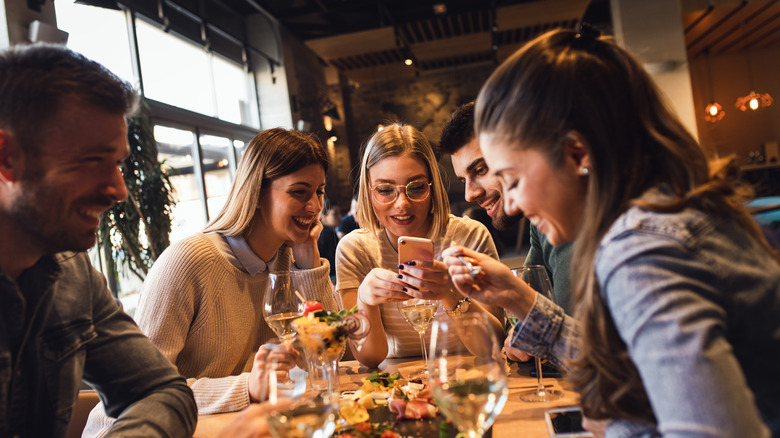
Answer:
[195, 358, 579, 437]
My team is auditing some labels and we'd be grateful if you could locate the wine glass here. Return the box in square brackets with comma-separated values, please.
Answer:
[293, 325, 343, 394]
[264, 272, 304, 385]
[429, 312, 508, 438]
[511, 265, 564, 402]
[261, 343, 337, 438]
[264, 272, 304, 341]
[397, 297, 438, 379]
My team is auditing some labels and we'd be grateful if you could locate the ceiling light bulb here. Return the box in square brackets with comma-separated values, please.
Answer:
[404, 58, 413, 66]
[749, 98, 759, 110]
[704, 103, 724, 123]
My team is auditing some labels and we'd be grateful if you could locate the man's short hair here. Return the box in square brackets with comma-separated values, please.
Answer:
[439, 101, 475, 155]
[0, 43, 138, 157]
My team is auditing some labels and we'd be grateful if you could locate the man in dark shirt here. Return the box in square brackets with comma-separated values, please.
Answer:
[440, 102, 574, 362]
[0, 44, 196, 437]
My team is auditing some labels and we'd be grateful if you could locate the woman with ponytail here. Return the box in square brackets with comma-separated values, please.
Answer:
[444, 27, 780, 437]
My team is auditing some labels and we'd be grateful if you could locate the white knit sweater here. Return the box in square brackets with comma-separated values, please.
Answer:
[84, 233, 335, 436]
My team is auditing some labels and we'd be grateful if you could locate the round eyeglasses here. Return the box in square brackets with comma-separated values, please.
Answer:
[370, 180, 432, 205]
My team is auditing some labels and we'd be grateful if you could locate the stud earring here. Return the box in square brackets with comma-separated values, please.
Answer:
[579, 167, 590, 176]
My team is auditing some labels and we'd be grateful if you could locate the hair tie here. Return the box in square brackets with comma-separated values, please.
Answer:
[572, 22, 601, 48]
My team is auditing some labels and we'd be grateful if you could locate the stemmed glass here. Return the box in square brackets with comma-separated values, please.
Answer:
[398, 297, 438, 379]
[428, 312, 508, 438]
[261, 341, 337, 438]
[511, 265, 564, 402]
[264, 272, 304, 385]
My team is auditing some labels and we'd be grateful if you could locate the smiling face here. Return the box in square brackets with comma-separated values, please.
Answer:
[368, 154, 432, 243]
[479, 132, 588, 245]
[450, 137, 522, 231]
[256, 163, 326, 248]
[6, 96, 129, 255]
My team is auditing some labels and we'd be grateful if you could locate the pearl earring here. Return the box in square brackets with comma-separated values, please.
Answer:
[579, 167, 590, 176]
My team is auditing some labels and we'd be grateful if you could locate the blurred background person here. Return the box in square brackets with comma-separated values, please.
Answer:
[337, 192, 359, 239]
[318, 199, 340, 281]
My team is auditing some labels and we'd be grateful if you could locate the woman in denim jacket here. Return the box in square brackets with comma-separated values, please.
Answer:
[444, 27, 780, 437]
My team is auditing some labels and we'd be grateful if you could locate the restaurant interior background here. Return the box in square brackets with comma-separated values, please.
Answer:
[1, 0, 778, 312]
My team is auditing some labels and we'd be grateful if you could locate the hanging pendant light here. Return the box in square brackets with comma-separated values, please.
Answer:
[705, 102, 725, 123]
[735, 91, 773, 112]
[702, 52, 725, 123]
[735, 49, 773, 112]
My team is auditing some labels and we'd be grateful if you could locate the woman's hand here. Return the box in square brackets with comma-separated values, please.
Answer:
[247, 342, 299, 402]
[289, 219, 323, 269]
[357, 268, 412, 306]
[442, 243, 536, 319]
[396, 259, 455, 302]
[505, 325, 531, 362]
[582, 415, 611, 438]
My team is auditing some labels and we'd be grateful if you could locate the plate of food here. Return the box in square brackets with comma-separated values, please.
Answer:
[335, 372, 492, 438]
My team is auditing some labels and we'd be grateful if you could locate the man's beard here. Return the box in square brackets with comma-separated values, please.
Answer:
[10, 184, 101, 255]
[491, 210, 523, 231]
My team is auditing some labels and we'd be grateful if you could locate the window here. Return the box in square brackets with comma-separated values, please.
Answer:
[54, 2, 135, 85]
[155, 125, 208, 243]
[53, 3, 263, 306]
[200, 134, 234, 220]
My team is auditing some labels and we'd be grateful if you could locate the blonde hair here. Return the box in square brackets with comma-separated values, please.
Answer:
[203, 128, 329, 236]
[356, 123, 450, 238]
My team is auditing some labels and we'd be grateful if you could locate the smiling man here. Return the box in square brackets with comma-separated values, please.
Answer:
[0, 44, 196, 437]
[440, 102, 573, 312]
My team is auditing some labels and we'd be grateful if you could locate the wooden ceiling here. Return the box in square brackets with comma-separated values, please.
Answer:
[250, 0, 593, 83]
[683, 0, 780, 59]
[237, 0, 780, 83]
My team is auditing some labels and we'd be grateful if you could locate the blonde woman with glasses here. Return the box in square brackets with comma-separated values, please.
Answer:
[335, 122, 505, 368]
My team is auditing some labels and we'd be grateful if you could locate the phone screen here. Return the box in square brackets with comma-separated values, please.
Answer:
[550, 409, 586, 433]
[545, 407, 593, 437]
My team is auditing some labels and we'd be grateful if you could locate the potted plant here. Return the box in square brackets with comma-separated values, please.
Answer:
[98, 99, 175, 296]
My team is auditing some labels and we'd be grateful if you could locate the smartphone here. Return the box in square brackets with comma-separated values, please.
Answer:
[397, 236, 434, 265]
[545, 406, 593, 437]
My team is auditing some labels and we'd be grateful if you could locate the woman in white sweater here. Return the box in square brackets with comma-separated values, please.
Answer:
[336, 123, 505, 368]
[85, 128, 337, 435]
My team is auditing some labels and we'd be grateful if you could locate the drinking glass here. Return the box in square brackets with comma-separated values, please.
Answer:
[264, 272, 304, 385]
[261, 343, 337, 438]
[293, 325, 343, 394]
[263, 272, 304, 342]
[429, 313, 508, 438]
[511, 265, 564, 402]
[397, 297, 438, 379]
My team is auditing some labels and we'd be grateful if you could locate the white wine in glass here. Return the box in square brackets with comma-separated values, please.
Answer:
[429, 313, 508, 438]
[264, 272, 303, 385]
[511, 265, 564, 402]
[264, 272, 304, 341]
[262, 343, 336, 438]
[398, 298, 437, 379]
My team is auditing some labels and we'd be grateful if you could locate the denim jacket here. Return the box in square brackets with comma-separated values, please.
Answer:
[0, 252, 196, 438]
[512, 199, 780, 437]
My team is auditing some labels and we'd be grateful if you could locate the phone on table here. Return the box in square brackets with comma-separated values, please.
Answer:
[397, 236, 434, 265]
[544, 406, 593, 437]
